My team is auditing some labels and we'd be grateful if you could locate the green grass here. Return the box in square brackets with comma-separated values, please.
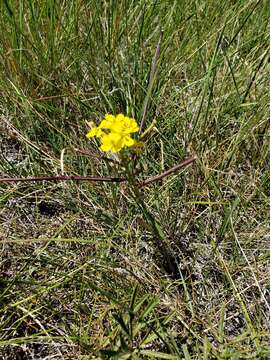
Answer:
[1, 0, 270, 358]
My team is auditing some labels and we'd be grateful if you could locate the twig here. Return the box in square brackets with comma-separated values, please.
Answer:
[139, 157, 196, 187]
[0, 175, 125, 184]
[0, 157, 196, 185]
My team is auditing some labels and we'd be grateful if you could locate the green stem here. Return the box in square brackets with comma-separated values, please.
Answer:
[121, 155, 177, 276]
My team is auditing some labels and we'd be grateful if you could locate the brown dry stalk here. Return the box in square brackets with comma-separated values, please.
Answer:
[0, 157, 196, 185]
[139, 157, 196, 187]
[0, 175, 124, 184]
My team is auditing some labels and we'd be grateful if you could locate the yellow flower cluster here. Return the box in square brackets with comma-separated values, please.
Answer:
[86, 114, 139, 153]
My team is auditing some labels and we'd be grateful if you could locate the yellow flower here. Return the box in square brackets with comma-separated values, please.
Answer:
[86, 126, 104, 138]
[100, 132, 136, 153]
[100, 114, 139, 135]
[86, 113, 139, 153]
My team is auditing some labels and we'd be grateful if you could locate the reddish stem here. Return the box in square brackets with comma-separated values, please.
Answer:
[0, 157, 196, 186]
[0, 175, 125, 184]
[139, 157, 196, 187]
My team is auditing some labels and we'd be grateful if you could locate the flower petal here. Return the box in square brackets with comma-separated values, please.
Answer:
[100, 133, 123, 153]
[123, 136, 135, 147]
[86, 127, 104, 138]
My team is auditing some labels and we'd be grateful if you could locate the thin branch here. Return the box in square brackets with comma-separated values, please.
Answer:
[0, 158, 196, 186]
[139, 157, 196, 187]
[0, 175, 125, 184]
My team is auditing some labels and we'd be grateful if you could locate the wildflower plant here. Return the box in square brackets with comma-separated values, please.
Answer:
[86, 113, 195, 277]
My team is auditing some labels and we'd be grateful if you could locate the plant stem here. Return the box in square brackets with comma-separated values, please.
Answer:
[122, 155, 178, 276]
